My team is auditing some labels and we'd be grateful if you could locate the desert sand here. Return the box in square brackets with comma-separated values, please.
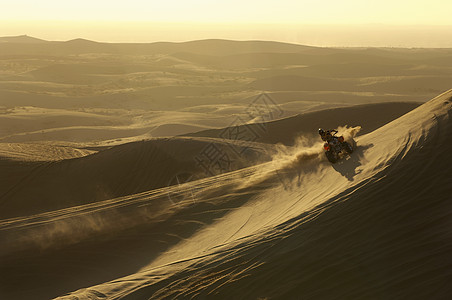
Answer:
[0, 36, 451, 299]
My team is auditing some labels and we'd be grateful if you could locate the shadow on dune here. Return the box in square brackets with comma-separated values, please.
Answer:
[332, 143, 374, 181]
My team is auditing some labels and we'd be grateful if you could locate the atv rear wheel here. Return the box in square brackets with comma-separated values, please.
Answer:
[325, 151, 337, 163]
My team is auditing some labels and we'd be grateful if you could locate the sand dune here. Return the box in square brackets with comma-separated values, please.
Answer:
[0, 143, 94, 161]
[0, 101, 416, 219]
[53, 90, 451, 300]
[249, 74, 452, 95]
[1, 36, 449, 121]
[0, 137, 271, 219]
[188, 101, 421, 145]
[0, 90, 450, 299]
[0, 107, 235, 143]
[1, 37, 451, 299]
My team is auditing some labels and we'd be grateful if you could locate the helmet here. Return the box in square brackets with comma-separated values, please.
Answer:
[318, 128, 325, 135]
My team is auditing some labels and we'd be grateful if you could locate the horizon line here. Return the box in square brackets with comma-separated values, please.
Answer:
[2, 34, 452, 49]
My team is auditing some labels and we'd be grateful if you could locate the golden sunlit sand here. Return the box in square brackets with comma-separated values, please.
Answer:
[0, 36, 451, 299]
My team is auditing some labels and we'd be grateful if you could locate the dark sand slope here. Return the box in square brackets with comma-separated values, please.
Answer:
[53, 90, 452, 299]
[0, 92, 450, 299]
[0, 137, 269, 219]
[187, 101, 421, 145]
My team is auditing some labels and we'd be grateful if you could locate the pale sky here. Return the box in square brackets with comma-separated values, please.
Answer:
[2, 0, 451, 24]
[2, 0, 452, 46]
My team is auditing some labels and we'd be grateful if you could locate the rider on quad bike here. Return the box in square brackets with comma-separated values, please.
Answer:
[319, 128, 353, 163]
[318, 128, 338, 142]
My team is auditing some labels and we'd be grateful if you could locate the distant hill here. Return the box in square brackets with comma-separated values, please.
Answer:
[0, 36, 325, 56]
[64, 38, 100, 44]
[0, 35, 47, 43]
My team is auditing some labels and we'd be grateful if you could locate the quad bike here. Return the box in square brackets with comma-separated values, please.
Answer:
[323, 133, 353, 163]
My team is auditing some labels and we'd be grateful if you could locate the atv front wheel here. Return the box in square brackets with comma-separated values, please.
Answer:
[343, 142, 353, 154]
